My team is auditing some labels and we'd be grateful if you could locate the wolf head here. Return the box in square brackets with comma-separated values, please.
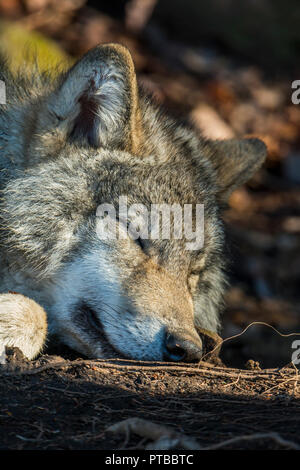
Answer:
[0, 44, 266, 361]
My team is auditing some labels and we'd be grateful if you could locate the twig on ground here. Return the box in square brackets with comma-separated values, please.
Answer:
[200, 432, 300, 450]
[1, 357, 296, 382]
[107, 418, 300, 450]
[107, 417, 201, 450]
[200, 321, 300, 364]
[223, 371, 242, 388]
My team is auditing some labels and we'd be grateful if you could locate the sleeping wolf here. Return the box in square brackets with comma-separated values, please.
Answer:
[0, 44, 266, 361]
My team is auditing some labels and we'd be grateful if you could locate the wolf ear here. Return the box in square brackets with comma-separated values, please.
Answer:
[207, 137, 267, 202]
[47, 43, 141, 152]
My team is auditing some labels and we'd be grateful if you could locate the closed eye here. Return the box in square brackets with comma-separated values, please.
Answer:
[116, 215, 146, 251]
[135, 237, 145, 250]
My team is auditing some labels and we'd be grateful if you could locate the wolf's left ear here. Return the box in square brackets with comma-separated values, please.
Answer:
[207, 137, 267, 202]
[47, 43, 141, 152]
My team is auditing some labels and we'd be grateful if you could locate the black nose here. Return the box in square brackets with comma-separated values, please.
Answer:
[163, 333, 203, 362]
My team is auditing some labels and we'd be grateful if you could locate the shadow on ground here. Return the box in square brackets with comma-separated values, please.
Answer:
[1, 352, 299, 450]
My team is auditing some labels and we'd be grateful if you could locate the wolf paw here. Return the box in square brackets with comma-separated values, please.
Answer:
[0, 293, 47, 360]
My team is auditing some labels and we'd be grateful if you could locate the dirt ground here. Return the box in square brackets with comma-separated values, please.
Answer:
[0, 0, 300, 451]
[0, 347, 299, 450]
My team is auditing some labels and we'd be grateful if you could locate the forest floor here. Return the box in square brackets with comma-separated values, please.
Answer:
[0, 348, 300, 450]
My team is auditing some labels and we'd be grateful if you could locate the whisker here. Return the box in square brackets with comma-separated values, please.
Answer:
[100, 301, 135, 323]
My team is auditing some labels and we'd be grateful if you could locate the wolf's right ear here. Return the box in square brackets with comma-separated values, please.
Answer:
[206, 137, 267, 202]
[47, 43, 141, 152]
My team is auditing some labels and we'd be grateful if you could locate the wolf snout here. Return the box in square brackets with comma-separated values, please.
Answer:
[163, 332, 203, 362]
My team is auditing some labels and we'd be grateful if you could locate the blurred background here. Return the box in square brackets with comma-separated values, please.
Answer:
[1, 0, 300, 368]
